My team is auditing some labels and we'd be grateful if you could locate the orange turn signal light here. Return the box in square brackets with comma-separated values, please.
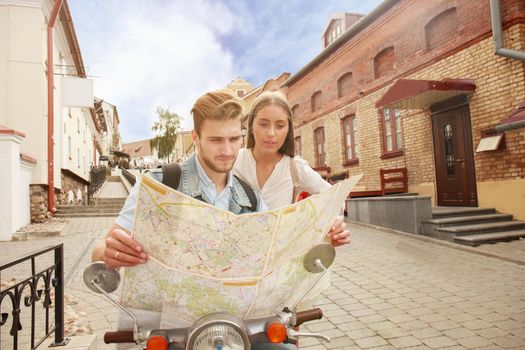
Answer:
[266, 322, 287, 343]
[146, 335, 168, 350]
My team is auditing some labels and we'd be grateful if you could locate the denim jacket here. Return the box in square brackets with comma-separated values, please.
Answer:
[149, 154, 263, 214]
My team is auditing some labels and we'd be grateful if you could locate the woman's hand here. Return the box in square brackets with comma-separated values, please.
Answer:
[102, 227, 148, 268]
[326, 216, 351, 247]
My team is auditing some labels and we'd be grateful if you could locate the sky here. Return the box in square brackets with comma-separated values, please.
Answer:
[68, 0, 383, 143]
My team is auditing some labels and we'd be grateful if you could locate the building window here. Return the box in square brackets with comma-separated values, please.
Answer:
[311, 91, 322, 112]
[77, 148, 80, 168]
[77, 117, 80, 133]
[325, 20, 342, 46]
[381, 109, 404, 156]
[314, 127, 326, 166]
[374, 46, 395, 79]
[237, 89, 245, 97]
[68, 136, 72, 159]
[342, 115, 359, 163]
[295, 136, 301, 157]
[337, 72, 353, 98]
[291, 104, 300, 122]
[425, 8, 457, 51]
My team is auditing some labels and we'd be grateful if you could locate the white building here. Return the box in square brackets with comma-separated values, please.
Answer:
[0, 0, 118, 239]
[94, 98, 121, 162]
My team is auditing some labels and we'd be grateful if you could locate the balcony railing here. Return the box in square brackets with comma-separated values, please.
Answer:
[121, 168, 136, 186]
[0, 244, 68, 349]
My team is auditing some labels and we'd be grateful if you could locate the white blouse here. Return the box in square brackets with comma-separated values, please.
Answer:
[233, 148, 331, 210]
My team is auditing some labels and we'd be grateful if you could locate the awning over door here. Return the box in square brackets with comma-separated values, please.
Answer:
[496, 100, 525, 132]
[376, 79, 476, 109]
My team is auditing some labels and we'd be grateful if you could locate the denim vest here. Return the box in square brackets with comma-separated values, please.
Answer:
[151, 154, 259, 214]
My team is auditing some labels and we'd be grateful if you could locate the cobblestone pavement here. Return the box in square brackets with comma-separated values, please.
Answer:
[1, 217, 117, 350]
[1, 218, 524, 350]
[301, 223, 525, 350]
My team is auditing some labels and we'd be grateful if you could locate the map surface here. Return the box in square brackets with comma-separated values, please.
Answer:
[120, 174, 362, 322]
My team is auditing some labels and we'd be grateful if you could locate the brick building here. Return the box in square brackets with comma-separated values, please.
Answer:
[282, 0, 525, 220]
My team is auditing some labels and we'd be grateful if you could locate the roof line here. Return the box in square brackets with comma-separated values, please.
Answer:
[282, 0, 399, 87]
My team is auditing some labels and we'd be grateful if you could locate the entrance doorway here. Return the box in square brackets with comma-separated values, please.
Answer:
[431, 101, 477, 207]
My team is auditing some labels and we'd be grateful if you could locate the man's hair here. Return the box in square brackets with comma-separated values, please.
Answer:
[191, 90, 244, 135]
[246, 90, 295, 157]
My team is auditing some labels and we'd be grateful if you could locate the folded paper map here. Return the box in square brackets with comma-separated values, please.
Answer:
[120, 174, 362, 322]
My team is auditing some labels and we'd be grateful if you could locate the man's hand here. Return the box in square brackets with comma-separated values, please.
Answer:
[326, 216, 351, 248]
[92, 224, 148, 268]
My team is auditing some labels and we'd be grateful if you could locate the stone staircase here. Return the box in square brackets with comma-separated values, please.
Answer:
[55, 198, 126, 218]
[422, 207, 525, 246]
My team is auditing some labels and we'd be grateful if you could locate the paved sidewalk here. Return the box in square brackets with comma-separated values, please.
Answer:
[301, 223, 525, 349]
[1, 218, 524, 349]
[1, 217, 117, 350]
[95, 181, 128, 198]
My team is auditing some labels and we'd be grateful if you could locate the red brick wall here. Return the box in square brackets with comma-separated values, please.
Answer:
[287, 0, 525, 191]
[287, 0, 523, 127]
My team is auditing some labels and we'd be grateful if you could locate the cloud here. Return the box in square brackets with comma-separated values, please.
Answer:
[71, 0, 241, 141]
[70, 0, 383, 142]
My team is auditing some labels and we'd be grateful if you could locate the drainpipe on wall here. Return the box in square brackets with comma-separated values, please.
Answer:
[490, 0, 525, 61]
[46, 0, 64, 214]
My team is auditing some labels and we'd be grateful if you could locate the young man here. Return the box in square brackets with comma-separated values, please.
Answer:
[91, 90, 267, 267]
[94, 89, 350, 267]
[90, 89, 350, 349]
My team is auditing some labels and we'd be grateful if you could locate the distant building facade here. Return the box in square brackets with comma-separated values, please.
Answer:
[122, 130, 193, 169]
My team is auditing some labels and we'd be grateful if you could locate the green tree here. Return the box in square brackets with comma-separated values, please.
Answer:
[150, 106, 182, 163]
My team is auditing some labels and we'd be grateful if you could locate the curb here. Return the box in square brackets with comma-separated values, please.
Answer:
[346, 219, 525, 266]
[11, 230, 62, 241]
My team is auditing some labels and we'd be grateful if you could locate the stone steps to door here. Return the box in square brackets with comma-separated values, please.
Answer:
[431, 207, 496, 218]
[454, 230, 525, 246]
[423, 206, 524, 246]
[423, 213, 513, 228]
[438, 220, 525, 235]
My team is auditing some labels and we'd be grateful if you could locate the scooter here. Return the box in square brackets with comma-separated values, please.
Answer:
[83, 244, 336, 350]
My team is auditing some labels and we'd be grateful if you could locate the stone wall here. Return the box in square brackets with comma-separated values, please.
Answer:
[58, 171, 88, 205]
[30, 171, 88, 222]
[29, 185, 54, 223]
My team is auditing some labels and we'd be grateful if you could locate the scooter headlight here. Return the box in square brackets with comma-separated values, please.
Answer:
[186, 313, 250, 350]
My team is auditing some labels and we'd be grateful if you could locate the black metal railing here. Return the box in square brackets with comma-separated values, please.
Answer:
[88, 165, 107, 197]
[0, 244, 68, 349]
[121, 168, 136, 186]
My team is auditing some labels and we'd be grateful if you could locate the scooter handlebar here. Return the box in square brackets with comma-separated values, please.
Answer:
[104, 330, 134, 343]
[295, 308, 323, 326]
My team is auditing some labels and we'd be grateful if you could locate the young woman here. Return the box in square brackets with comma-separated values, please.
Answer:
[233, 90, 350, 247]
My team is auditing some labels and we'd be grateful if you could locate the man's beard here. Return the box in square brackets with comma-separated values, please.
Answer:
[198, 147, 234, 174]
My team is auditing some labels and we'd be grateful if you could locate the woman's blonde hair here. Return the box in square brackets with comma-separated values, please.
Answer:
[191, 90, 244, 136]
[246, 90, 295, 157]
